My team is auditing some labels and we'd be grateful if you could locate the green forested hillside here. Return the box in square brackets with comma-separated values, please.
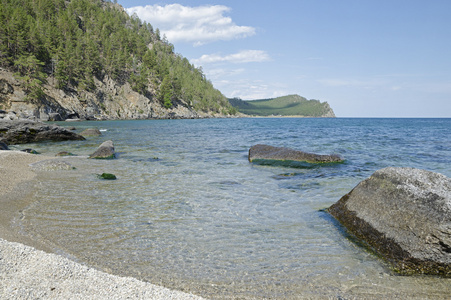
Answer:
[0, 0, 236, 115]
[228, 95, 335, 117]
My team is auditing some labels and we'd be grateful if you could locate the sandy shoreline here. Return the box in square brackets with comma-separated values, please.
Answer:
[0, 151, 204, 299]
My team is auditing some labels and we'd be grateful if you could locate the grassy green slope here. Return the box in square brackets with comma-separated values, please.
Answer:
[229, 94, 335, 117]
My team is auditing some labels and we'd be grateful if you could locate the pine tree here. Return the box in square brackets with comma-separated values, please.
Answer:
[160, 76, 173, 108]
[14, 54, 46, 102]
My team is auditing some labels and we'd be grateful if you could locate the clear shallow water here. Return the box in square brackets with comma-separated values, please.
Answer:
[18, 118, 451, 299]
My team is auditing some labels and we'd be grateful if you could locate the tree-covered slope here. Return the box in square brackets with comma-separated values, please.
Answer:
[0, 0, 236, 119]
[229, 95, 335, 117]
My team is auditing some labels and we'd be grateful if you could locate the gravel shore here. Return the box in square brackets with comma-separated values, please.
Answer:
[0, 151, 204, 299]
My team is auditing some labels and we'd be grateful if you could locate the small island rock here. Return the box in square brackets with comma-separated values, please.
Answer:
[249, 144, 343, 164]
[89, 140, 115, 159]
[328, 167, 451, 276]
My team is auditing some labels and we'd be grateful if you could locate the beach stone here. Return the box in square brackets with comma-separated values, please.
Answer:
[328, 167, 451, 275]
[89, 140, 115, 159]
[0, 141, 8, 150]
[248, 144, 343, 164]
[80, 128, 101, 137]
[0, 119, 85, 144]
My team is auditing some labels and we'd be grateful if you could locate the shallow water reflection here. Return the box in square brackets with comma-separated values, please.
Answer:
[21, 118, 451, 299]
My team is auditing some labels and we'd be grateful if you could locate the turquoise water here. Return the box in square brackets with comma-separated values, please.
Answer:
[19, 118, 451, 299]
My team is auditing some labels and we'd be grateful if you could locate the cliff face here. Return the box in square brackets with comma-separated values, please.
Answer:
[321, 102, 336, 118]
[0, 69, 220, 121]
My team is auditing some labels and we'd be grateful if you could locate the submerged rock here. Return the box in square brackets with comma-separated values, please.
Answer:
[56, 151, 75, 157]
[89, 140, 115, 159]
[248, 144, 343, 164]
[80, 128, 102, 137]
[328, 167, 451, 275]
[0, 119, 85, 144]
[97, 173, 117, 180]
[21, 148, 40, 154]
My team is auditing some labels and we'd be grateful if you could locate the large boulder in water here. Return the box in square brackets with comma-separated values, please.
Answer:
[328, 167, 451, 275]
[249, 144, 343, 164]
[89, 140, 115, 159]
[0, 119, 85, 144]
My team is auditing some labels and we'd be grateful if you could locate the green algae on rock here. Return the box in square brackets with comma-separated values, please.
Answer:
[97, 173, 117, 180]
[328, 167, 451, 276]
[249, 144, 343, 166]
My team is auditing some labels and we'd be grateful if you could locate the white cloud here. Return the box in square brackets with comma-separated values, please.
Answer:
[203, 68, 246, 79]
[317, 78, 387, 90]
[213, 79, 289, 100]
[192, 50, 271, 65]
[126, 4, 255, 45]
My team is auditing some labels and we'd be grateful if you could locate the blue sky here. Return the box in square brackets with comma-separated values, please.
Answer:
[118, 0, 451, 117]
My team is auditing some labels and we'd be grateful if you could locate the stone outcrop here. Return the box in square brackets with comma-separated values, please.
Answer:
[249, 144, 343, 164]
[0, 119, 85, 145]
[89, 140, 115, 159]
[328, 167, 451, 275]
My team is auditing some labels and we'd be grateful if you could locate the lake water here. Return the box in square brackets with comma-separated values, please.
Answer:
[17, 118, 451, 299]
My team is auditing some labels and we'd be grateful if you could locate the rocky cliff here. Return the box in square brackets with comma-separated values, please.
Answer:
[0, 69, 225, 121]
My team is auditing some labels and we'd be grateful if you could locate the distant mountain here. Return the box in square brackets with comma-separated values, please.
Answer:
[228, 95, 336, 117]
[0, 0, 237, 120]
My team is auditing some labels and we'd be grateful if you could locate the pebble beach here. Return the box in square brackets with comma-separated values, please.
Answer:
[0, 151, 204, 299]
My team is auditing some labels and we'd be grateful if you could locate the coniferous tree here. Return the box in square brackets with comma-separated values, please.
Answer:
[0, 0, 236, 115]
[14, 54, 46, 101]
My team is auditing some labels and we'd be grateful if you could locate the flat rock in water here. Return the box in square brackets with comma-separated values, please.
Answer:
[328, 167, 451, 275]
[248, 144, 343, 164]
[0, 119, 85, 144]
[80, 128, 101, 137]
[89, 140, 115, 159]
